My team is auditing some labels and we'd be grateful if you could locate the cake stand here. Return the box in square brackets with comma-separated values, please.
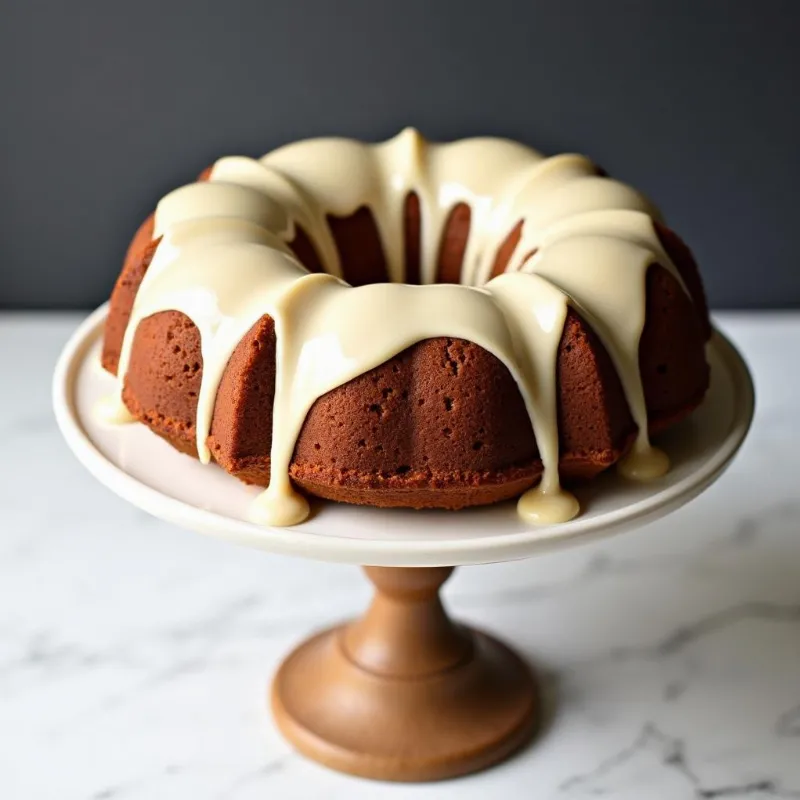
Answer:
[53, 305, 754, 782]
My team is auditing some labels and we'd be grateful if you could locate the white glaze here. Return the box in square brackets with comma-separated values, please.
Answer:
[113, 129, 696, 526]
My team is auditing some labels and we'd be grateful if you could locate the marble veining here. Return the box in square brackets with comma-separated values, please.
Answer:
[1, 312, 799, 799]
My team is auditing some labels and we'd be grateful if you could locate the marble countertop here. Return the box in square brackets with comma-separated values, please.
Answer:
[1, 311, 798, 800]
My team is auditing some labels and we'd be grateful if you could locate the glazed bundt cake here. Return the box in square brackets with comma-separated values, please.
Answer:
[101, 128, 711, 526]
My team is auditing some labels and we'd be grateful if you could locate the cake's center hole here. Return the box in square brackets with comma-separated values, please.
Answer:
[290, 195, 523, 288]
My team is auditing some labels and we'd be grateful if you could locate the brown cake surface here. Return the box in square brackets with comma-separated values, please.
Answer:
[102, 138, 711, 513]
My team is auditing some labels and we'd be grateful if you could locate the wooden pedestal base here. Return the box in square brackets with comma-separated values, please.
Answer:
[271, 566, 539, 782]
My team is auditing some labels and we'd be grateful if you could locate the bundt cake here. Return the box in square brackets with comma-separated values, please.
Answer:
[101, 128, 711, 527]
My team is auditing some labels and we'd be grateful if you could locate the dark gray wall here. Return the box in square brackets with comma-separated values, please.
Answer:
[1, 0, 798, 309]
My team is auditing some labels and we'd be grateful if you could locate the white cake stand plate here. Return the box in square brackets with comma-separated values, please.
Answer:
[53, 305, 754, 782]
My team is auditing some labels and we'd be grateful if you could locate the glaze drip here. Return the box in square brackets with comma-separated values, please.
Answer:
[113, 129, 694, 526]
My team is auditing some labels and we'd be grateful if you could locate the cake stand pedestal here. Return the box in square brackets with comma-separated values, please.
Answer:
[272, 565, 538, 780]
[53, 306, 754, 782]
